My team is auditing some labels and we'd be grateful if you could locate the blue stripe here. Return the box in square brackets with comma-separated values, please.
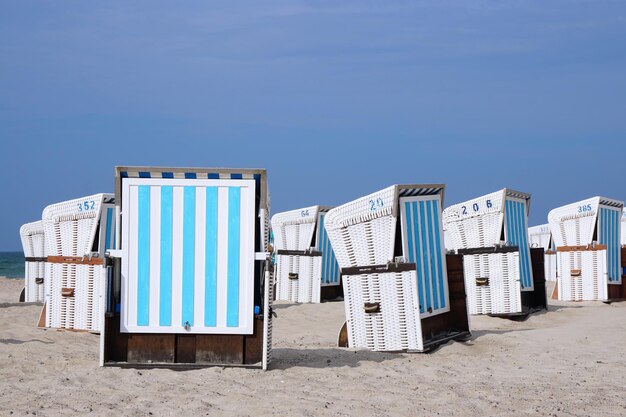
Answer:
[600, 208, 608, 280]
[105, 208, 113, 251]
[121, 171, 128, 178]
[506, 200, 532, 289]
[419, 201, 432, 312]
[433, 200, 446, 308]
[607, 209, 612, 280]
[518, 201, 532, 288]
[616, 210, 620, 281]
[505, 201, 512, 245]
[162, 172, 174, 179]
[613, 210, 616, 280]
[319, 214, 328, 283]
[208, 173, 219, 179]
[139, 171, 151, 178]
[516, 202, 528, 288]
[318, 214, 340, 285]
[227, 187, 241, 327]
[137, 186, 151, 326]
[406, 202, 423, 313]
[602, 209, 609, 280]
[331, 234, 340, 284]
[181, 186, 196, 327]
[184, 173, 197, 179]
[205, 187, 218, 327]
[601, 208, 621, 282]
[159, 186, 173, 326]
[230, 173, 243, 179]
[426, 200, 439, 310]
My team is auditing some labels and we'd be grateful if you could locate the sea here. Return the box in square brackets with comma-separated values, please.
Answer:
[0, 252, 25, 278]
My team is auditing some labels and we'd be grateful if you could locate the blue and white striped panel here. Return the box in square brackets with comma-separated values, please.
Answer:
[400, 196, 449, 317]
[317, 213, 340, 286]
[121, 178, 256, 334]
[599, 207, 621, 283]
[505, 198, 534, 291]
[100, 204, 117, 253]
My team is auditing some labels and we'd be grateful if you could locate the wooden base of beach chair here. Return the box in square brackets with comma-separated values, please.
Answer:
[37, 302, 47, 328]
[18, 287, 25, 303]
[337, 321, 348, 348]
[551, 280, 559, 300]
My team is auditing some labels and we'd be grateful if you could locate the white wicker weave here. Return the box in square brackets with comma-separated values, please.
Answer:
[19, 221, 46, 303]
[271, 206, 319, 251]
[557, 249, 608, 301]
[443, 189, 533, 314]
[343, 270, 422, 351]
[528, 224, 552, 250]
[549, 197, 623, 301]
[463, 252, 521, 315]
[275, 254, 322, 303]
[272, 206, 333, 303]
[325, 186, 397, 268]
[42, 194, 114, 332]
[443, 190, 505, 250]
[529, 224, 557, 282]
[326, 184, 455, 352]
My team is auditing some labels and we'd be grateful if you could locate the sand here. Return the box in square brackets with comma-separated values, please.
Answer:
[1, 276, 626, 417]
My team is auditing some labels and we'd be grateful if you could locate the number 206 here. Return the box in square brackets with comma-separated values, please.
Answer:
[462, 199, 492, 215]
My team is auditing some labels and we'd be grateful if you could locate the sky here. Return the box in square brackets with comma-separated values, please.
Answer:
[0, 0, 625, 251]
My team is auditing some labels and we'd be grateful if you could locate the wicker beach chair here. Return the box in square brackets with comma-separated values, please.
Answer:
[325, 184, 470, 352]
[529, 224, 557, 282]
[271, 206, 340, 303]
[101, 167, 272, 369]
[41, 194, 115, 332]
[19, 221, 46, 303]
[548, 197, 623, 301]
[443, 189, 546, 317]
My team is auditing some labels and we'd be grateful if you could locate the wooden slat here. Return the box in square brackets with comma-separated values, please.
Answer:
[321, 282, 343, 301]
[104, 315, 128, 362]
[176, 335, 197, 363]
[244, 319, 264, 364]
[420, 254, 471, 347]
[37, 302, 47, 328]
[521, 248, 548, 311]
[47, 255, 105, 266]
[196, 335, 244, 364]
[556, 245, 607, 252]
[127, 335, 175, 363]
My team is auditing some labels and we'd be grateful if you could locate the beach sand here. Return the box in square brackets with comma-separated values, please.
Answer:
[1, 276, 625, 416]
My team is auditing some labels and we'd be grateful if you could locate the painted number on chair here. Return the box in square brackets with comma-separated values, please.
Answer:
[462, 199, 492, 215]
[77, 200, 96, 212]
[578, 204, 592, 213]
[369, 198, 384, 212]
[301, 209, 310, 217]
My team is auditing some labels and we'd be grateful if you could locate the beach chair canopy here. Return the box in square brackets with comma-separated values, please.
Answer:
[528, 224, 553, 251]
[548, 196, 623, 283]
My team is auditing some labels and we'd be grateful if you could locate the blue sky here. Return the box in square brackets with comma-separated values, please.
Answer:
[1, 1, 624, 250]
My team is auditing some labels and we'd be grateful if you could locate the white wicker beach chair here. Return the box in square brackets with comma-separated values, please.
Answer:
[529, 224, 557, 282]
[548, 197, 623, 301]
[19, 221, 46, 303]
[101, 167, 272, 369]
[42, 194, 115, 332]
[271, 206, 340, 303]
[325, 184, 470, 352]
[443, 189, 542, 316]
